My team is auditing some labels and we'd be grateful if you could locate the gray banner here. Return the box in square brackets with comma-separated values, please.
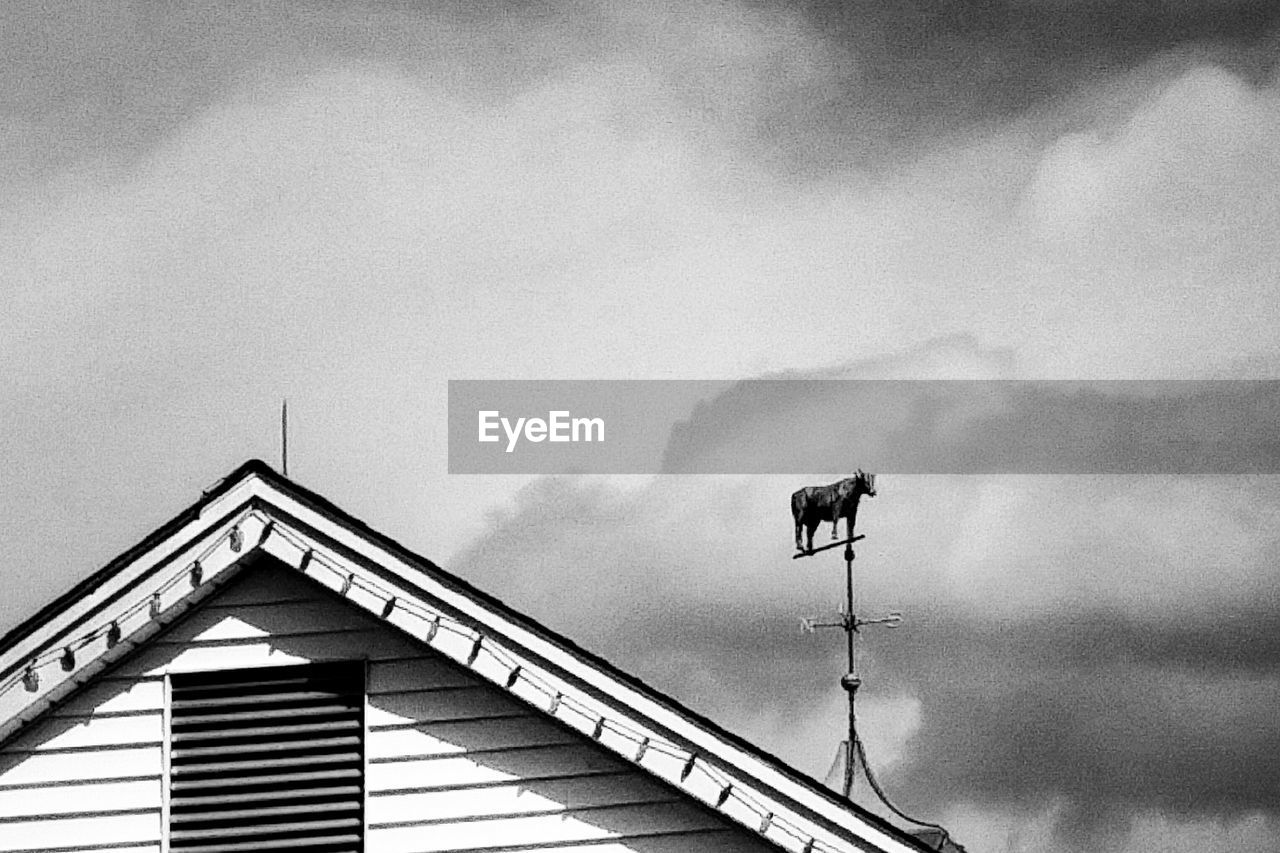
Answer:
[447, 380, 1280, 474]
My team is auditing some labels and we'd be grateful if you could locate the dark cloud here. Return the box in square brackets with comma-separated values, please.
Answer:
[1, 2, 842, 177]
[876, 607, 1280, 848]
[643, 0, 1280, 175]
[780, 0, 1280, 122]
[659, 378, 1280, 474]
[10, 0, 1278, 186]
[0, 2, 590, 180]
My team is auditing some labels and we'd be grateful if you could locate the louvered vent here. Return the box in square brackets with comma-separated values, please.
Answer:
[169, 661, 365, 852]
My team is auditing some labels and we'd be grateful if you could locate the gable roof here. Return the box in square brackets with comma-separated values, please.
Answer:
[0, 460, 934, 853]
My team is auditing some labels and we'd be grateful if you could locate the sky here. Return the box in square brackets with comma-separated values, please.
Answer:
[2, 2, 1280, 851]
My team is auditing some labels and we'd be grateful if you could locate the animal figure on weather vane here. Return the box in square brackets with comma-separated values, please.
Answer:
[791, 470, 877, 553]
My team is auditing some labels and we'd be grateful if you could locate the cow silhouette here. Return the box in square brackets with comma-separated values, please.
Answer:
[791, 471, 876, 552]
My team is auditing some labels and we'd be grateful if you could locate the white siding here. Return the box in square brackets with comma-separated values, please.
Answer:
[0, 562, 778, 852]
[0, 685, 163, 852]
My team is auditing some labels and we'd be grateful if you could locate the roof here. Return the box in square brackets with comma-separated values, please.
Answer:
[0, 460, 936, 853]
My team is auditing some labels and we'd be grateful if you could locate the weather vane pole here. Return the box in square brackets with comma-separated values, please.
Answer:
[792, 471, 888, 794]
[791, 472, 957, 849]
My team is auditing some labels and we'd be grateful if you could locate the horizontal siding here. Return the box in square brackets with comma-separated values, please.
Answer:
[367, 686, 529, 730]
[360, 590, 779, 853]
[2, 562, 780, 853]
[2, 846, 159, 853]
[367, 716, 578, 756]
[367, 744, 631, 792]
[49, 681, 164, 717]
[368, 801, 727, 852]
[115, 629, 421, 676]
[0, 778, 159, 819]
[406, 833, 787, 853]
[3, 713, 160, 754]
[176, 600, 371, 637]
[0, 811, 159, 852]
[201, 573, 319, 607]
[368, 774, 675, 823]
[0, 674, 161, 846]
[0, 747, 160, 786]
[369, 658, 478, 692]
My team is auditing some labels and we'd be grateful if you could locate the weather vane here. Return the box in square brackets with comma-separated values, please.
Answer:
[790, 473, 959, 850]
[791, 470, 876, 555]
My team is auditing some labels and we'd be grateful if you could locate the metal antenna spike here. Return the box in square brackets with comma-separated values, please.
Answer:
[281, 399, 289, 477]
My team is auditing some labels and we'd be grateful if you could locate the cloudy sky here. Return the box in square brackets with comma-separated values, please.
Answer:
[3, 2, 1280, 851]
